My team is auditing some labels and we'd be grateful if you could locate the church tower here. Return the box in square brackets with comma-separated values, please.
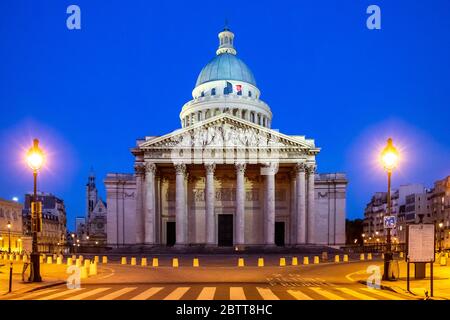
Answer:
[86, 168, 98, 233]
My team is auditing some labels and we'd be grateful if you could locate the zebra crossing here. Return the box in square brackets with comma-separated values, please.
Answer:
[1, 284, 411, 301]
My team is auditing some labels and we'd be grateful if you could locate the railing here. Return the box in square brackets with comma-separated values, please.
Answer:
[342, 243, 406, 254]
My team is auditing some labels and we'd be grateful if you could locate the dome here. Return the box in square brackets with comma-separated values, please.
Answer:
[195, 53, 257, 87]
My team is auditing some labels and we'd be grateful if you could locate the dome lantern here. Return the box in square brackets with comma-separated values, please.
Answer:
[216, 27, 237, 56]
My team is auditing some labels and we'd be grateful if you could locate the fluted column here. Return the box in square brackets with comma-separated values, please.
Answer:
[307, 163, 316, 244]
[175, 163, 187, 245]
[134, 163, 145, 244]
[235, 163, 246, 245]
[290, 171, 297, 245]
[296, 162, 306, 244]
[144, 162, 156, 244]
[205, 163, 216, 245]
[264, 163, 277, 245]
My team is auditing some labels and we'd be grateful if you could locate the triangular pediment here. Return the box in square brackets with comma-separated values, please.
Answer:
[139, 113, 319, 153]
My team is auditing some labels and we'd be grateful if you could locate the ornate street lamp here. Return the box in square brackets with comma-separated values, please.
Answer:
[439, 221, 444, 252]
[380, 138, 399, 280]
[7, 221, 11, 254]
[26, 138, 45, 282]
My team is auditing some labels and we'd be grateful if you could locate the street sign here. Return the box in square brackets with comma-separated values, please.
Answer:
[407, 224, 435, 263]
[383, 215, 396, 229]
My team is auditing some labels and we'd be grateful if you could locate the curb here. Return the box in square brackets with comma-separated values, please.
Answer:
[12, 281, 66, 295]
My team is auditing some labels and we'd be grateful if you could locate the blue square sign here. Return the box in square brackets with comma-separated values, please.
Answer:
[384, 215, 396, 229]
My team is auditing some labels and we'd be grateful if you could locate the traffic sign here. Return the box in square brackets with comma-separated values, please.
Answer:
[384, 215, 396, 229]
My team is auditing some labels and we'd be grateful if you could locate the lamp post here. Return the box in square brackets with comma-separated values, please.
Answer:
[7, 221, 11, 254]
[381, 138, 399, 280]
[26, 138, 44, 282]
[438, 221, 444, 252]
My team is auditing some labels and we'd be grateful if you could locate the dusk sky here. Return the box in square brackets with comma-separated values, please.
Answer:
[1, 0, 449, 230]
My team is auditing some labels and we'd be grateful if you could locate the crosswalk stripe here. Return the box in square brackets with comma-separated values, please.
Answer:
[287, 290, 313, 300]
[197, 287, 216, 300]
[97, 287, 138, 300]
[37, 288, 84, 300]
[64, 288, 110, 300]
[256, 288, 279, 300]
[335, 288, 377, 300]
[309, 287, 345, 300]
[361, 288, 405, 300]
[130, 287, 163, 300]
[229, 287, 246, 300]
[11, 289, 59, 300]
[164, 287, 190, 300]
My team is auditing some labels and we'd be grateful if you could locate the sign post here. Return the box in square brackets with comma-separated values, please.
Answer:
[406, 223, 435, 297]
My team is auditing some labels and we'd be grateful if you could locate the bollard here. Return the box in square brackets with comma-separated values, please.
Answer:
[39, 255, 44, 264]
[367, 253, 372, 260]
[292, 257, 298, 266]
[67, 258, 73, 266]
[238, 258, 245, 267]
[303, 257, 309, 265]
[53, 254, 57, 260]
[399, 252, 404, 258]
[42, 254, 46, 260]
[15, 255, 20, 262]
[131, 257, 137, 266]
[94, 256, 99, 263]
[57, 256, 62, 265]
[360, 253, 365, 261]
[80, 266, 88, 279]
[440, 256, 447, 266]
[313, 256, 319, 264]
[193, 258, 199, 267]
[23, 255, 28, 263]
[279, 257, 286, 267]
[75, 258, 81, 268]
[152, 258, 159, 267]
[321, 252, 328, 262]
[258, 258, 264, 267]
[78, 255, 83, 262]
[102, 256, 108, 264]
[71, 255, 76, 261]
[381, 253, 385, 259]
[172, 258, 179, 267]
[47, 257, 52, 264]
[141, 258, 147, 266]
[9, 254, 14, 261]
[84, 259, 91, 271]
[121, 257, 127, 265]
[334, 255, 340, 263]
[89, 262, 98, 276]
[343, 254, 349, 262]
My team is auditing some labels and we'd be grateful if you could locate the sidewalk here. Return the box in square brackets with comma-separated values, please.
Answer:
[356, 260, 450, 300]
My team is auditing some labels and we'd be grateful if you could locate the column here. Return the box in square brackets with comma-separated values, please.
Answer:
[264, 163, 277, 245]
[175, 163, 187, 245]
[290, 171, 297, 245]
[235, 163, 246, 245]
[205, 163, 216, 245]
[134, 163, 145, 244]
[144, 162, 156, 244]
[307, 163, 316, 244]
[296, 162, 306, 244]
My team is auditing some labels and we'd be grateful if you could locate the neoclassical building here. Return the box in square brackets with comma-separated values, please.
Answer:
[105, 27, 347, 249]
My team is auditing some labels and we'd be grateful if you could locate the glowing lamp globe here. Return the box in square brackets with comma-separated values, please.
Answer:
[27, 139, 44, 171]
[381, 138, 399, 171]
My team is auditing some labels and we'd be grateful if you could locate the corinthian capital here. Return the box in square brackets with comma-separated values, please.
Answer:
[134, 163, 145, 175]
[235, 162, 246, 173]
[145, 162, 157, 175]
[174, 163, 187, 175]
[294, 162, 306, 173]
[205, 163, 216, 175]
[306, 163, 317, 175]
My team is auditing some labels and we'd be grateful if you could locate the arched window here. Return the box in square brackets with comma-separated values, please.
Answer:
[211, 88, 216, 96]
[248, 91, 252, 97]
[197, 112, 202, 121]
[251, 112, 255, 122]
[200, 91, 205, 97]
[205, 109, 211, 119]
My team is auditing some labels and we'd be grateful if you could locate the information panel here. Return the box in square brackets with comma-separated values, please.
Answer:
[407, 224, 435, 263]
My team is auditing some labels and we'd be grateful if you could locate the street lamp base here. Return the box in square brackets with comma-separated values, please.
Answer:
[29, 252, 42, 283]
[383, 256, 399, 281]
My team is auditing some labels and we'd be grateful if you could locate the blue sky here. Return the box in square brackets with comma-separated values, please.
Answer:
[1, 0, 449, 230]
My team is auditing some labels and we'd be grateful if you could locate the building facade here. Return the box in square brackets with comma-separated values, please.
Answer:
[85, 172, 107, 245]
[22, 193, 67, 253]
[105, 28, 348, 248]
[0, 198, 31, 253]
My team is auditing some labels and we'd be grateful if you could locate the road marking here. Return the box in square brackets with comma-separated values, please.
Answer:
[197, 287, 216, 300]
[97, 287, 137, 300]
[229, 287, 246, 300]
[37, 288, 84, 300]
[345, 269, 367, 282]
[130, 287, 163, 300]
[11, 289, 59, 300]
[65, 288, 110, 300]
[256, 288, 279, 300]
[286, 290, 313, 300]
[309, 287, 345, 300]
[335, 287, 377, 300]
[164, 287, 190, 300]
[361, 288, 405, 300]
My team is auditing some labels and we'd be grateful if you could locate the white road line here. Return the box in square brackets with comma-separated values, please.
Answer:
[335, 287, 377, 300]
[256, 288, 279, 300]
[163, 287, 190, 300]
[309, 287, 345, 300]
[64, 288, 110, 300]
[97, 287, 137, 300]
[286, 290, 313, 300]
[11, 289, 59, 300]
[197, 287, 216, 300]
[37, 288, 84, 300]
[361, 288, 405, 300]
[229, 287, 246, 300]
[130, 287, 163, 300]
